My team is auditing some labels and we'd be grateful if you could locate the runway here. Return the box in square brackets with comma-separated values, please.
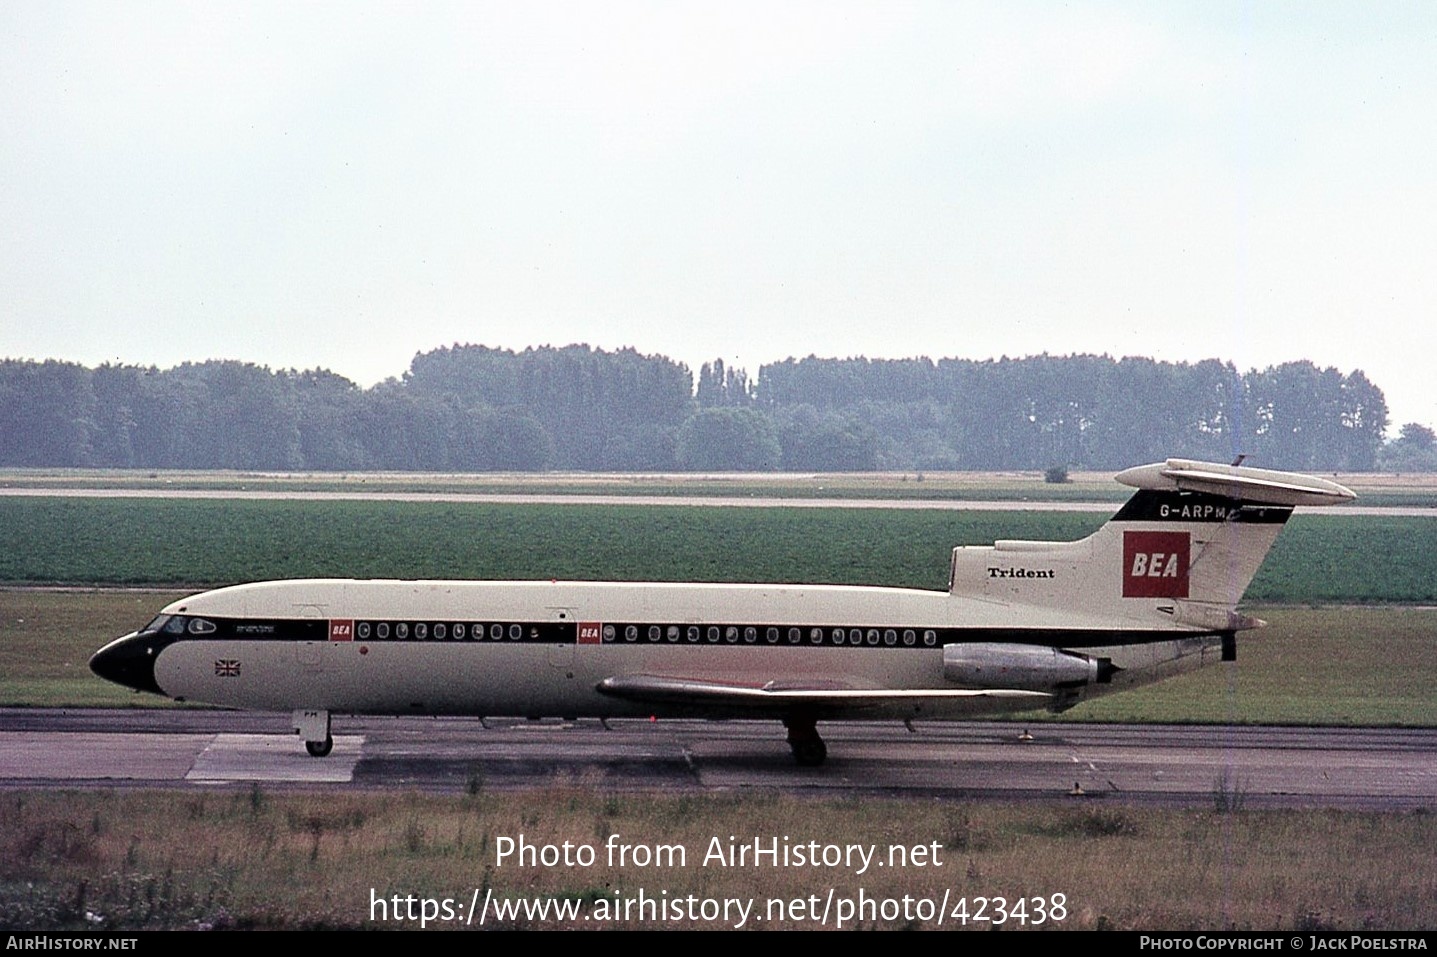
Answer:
[3, 709, 1432, 809]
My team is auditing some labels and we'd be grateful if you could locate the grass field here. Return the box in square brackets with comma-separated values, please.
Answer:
[2, 789, 1433, 930]
[0, 590, 186, 707]
[3, 497, 1436, 602]
[0, 497, 1104, 587]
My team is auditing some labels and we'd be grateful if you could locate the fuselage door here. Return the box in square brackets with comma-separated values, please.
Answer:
[295, 604, 326, 669]
[545, 606, 577, 670]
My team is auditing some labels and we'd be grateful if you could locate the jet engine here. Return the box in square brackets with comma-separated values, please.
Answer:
[942, 643, 1112, 692]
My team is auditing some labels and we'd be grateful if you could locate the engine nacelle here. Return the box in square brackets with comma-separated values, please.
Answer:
[943, 643, 1104, 692]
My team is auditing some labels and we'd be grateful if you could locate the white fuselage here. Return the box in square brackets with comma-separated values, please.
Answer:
[144, 578, 1217, 721]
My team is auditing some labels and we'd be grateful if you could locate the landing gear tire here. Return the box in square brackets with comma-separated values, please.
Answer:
[305, 735, 333, 758]
[784, 715, 827, 767]
[791, 738, 827, 767]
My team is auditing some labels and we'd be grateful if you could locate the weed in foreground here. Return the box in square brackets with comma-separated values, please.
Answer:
[1212, 770, 1248, 813]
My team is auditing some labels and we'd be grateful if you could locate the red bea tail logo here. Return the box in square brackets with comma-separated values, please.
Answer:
[1123, 531, 1190, 598]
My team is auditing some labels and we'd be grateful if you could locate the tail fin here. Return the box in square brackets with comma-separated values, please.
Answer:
[949, 458, 1354, 629]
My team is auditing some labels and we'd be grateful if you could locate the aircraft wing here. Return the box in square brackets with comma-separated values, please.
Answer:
[595, 673, 1050, 712]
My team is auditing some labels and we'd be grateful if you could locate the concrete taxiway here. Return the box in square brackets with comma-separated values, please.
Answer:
[1, 709, 1431, 809]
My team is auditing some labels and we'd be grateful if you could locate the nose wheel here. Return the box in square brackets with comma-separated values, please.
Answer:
[784, 715, 827, 766]
[293, 709, 332, 758]
[305, 735, 334, 758]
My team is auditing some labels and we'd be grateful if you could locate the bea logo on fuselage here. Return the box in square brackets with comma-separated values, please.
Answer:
[1122, 531, 1190, 598]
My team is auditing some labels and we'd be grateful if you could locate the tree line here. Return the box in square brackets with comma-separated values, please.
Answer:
[0, 345, 1408, 472]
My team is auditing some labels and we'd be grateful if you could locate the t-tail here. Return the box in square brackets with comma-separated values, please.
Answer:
[948, 458, 1356, 637]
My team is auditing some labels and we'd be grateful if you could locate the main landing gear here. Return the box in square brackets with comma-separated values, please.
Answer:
[293, 709, 333, 758]
[784, 714, 827, 767]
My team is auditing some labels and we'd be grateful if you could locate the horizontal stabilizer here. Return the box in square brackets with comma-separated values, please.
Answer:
[596, 674, 1049, 710]
[1114, 458, 1356, 507]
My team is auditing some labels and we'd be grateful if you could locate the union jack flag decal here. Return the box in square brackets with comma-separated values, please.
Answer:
[214, 659, 241, 677]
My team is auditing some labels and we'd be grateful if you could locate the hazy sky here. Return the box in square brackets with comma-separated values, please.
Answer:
[3, 1, 1434, 429]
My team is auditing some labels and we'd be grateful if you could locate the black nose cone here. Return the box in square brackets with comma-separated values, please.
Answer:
[90, 633, 165, 696]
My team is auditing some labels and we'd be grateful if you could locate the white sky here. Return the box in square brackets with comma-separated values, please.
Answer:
[3, 1, 1434, 430]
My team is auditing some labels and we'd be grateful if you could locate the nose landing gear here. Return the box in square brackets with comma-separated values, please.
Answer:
[294, 709, 333, 758]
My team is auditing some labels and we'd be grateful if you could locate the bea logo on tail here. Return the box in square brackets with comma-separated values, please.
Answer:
[1123, 531, 1190, 598]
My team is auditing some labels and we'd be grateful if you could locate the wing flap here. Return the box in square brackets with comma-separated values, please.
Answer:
[596, 673, 1050, 711]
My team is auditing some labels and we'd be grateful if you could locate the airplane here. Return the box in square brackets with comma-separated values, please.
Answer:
[89, 458, 1354, 766]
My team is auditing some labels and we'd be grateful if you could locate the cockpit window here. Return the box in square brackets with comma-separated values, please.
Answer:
[187, 618, 216, 635]
[162, 616, 188, 635]
[139, 615, 171, 635]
